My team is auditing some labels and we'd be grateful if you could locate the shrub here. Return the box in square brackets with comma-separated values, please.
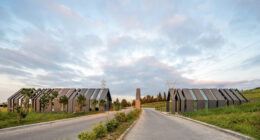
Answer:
[92, 121, 107, 138]
[127, 109, 140, 121]
[115, 112, 127, 122]
[78, 131, 96, 140]
[106, 118, 119, 132]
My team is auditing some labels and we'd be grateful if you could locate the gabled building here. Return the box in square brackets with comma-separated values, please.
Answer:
[167, 88, 248, 114]
[7, 88, 112, 113]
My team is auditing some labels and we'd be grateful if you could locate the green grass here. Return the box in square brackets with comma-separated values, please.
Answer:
[0, 108, 98, 129]
[142, 101, 168, 112]
[182, 89, 260, 139]
[243, 89, 260, 102]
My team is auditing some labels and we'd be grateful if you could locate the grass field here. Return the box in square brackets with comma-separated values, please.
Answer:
[0, 108, 98, 129]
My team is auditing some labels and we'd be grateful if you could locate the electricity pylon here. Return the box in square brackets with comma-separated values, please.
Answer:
[166, 80, 177, 90]
[101, 79, 106, 89]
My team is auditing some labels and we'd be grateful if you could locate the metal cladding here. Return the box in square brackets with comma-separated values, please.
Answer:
[166, 88, 247, 114]
[210, 89, 226, 107]
[202, 89, 217, 109]
[219, 89, 233, 106]
[7, 88, 112, 113]
[177, 89, 185, 113]
[182, 89, 194, 112]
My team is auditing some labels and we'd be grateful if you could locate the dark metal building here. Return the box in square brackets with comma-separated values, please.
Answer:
[7, 88, 112, 113]
[167, 88, 248, 114]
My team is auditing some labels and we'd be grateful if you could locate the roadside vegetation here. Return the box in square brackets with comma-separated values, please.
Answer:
[0, 107, 98, 129]
[0, 93, 133, 129]
[78, 109, 141, 140]
[182, 89, 260, 139]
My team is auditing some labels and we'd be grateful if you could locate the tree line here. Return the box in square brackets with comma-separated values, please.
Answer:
[140, 92, 167, 104]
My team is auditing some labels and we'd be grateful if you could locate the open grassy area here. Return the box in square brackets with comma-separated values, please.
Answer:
[0, 108, 98, 129]
[141, 101, 166, 108]
[243, 89, 260, 102]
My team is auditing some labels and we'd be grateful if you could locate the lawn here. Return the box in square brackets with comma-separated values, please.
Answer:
[0, 108, 98, 129]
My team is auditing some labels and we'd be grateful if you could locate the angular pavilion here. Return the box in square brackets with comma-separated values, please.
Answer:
[166, 88, 248, 114]
[7, 88, 112, 113]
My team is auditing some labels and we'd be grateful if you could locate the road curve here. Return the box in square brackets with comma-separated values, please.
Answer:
[125, 108, 239, 140]
[0, 109, 131, 140]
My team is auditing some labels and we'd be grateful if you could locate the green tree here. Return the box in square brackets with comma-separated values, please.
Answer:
[21, 88, 34, 113]
[91, 99, 98, 111]
[157, 92, 162, 102]
[49, 91, 58, 112]
[163, 92, 167, 101]
[113, 98, 120, 111]
[121, 99, 128, 107]
[77, 94, 86, 112]
[132, 100, 135, 106]
[99, 99, 106, 111]
[40, 92, 50, 112]
[59, 95, 68, 112]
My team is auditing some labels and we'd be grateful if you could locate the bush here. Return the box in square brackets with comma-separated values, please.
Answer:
[106, 118, 119, 132]
[127, 109, 140, 121]
[78, 131, 96, 140]
[115, 112, 127, 122]
[92, 121, 107, 138]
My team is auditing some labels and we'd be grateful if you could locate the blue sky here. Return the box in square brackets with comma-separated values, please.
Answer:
[0, 0, 260, 102]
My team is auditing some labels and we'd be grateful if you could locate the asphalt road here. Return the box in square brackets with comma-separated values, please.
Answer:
[0, 109, 131, 140]
[125, 108, 239, 140]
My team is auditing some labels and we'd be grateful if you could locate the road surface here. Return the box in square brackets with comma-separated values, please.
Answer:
[125, 108, 239, 140]
[0, 109, 131, 140]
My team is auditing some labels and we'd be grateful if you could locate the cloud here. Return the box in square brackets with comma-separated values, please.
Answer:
[0, 0, 260, 103]
[241, 55, 260, 69]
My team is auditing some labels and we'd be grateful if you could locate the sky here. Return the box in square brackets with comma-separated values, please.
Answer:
[0, 0, 260, 103]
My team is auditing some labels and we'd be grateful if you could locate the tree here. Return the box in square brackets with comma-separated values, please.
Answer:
[40, 92, 50, 112]
[91, 99, 98, 111]
[113, 98, 120, 111]
[131, 100, 135, 106]
[49, 91, 58, 112]
[21, 88, 34, 113]
[59, 95, 68, 112]
[157, 92, 162, 102]
[121, 99, 128, 107]
[163, 92, 167, 101]
[77, 94, 86, 112]
[99, 99, 106, 111]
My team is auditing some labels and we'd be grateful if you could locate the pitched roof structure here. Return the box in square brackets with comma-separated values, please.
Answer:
[7, 88, 112, 113]
[167, 88, 247, 114]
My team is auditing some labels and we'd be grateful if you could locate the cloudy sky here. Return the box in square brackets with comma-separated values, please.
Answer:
[0, 0, 260, 102]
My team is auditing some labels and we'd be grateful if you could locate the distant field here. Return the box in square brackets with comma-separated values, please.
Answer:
[141, 101, 166, 108]
[0, 108, 98, 129]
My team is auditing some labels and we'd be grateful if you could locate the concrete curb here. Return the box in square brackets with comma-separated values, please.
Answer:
[0, 111, 116, 133]
[157, 110, 252, 140]
[118, 110, 142, 140]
